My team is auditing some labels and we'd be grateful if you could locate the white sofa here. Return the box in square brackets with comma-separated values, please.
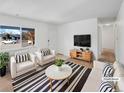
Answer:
[10, 52, 37, 79]
[35, 48, 55, 66]
[82, 61, 124, 92]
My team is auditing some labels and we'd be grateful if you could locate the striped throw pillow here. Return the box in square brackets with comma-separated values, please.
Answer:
[15, 53, 30, 63]
[41, 49, 45, 56]
[99, 81, 115, 92]
[103, 64, 114, 77]
[41, 48, 51, 56]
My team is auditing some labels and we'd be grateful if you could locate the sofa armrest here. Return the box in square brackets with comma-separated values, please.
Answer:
[51, 50, 55, 56]
[29, 53, 35, 63]
[35, 51, 43, 62]
[10, 56, 17, 79]
[29, 53, 37, 68]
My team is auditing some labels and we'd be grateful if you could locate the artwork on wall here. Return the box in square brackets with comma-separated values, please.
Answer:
[0, 26, 21, 49]
[22, 28, 35, 47]
[0, 25, 35, 50]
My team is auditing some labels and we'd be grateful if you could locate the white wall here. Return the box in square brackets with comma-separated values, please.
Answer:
[57, 18, 98, 59]
[97, 26, 102, 56]
[101, 25, 115, 50]
[48, 24, 57, 51]
[117, 0, 124, 64]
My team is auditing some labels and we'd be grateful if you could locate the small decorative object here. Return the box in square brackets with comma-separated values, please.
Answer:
[86, 48, 90, 51]
[0, 52, 9, 77]
[55, 59, 64, 71]
[80, 48, 84, 51]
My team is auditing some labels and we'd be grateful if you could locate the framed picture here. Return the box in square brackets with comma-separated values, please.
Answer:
[0, 26, 21, 49]
[22, 28, 35, 47]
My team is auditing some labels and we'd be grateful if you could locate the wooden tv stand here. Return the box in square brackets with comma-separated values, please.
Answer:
[70, 49, 92, 62]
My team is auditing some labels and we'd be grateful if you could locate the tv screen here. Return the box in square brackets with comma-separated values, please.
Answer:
[74, 35, 91, 47]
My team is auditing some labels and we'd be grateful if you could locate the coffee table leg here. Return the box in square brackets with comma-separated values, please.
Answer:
[67, 77, 70, 85]
[49, 78, 52, 92]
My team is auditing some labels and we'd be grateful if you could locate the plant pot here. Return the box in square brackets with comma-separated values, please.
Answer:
[0, 66, 6, 77]
[57, 66, 63, 71]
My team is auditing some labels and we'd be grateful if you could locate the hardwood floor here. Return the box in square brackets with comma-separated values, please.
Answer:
[0, 72, 13, 92]
[98, 48, 115, 63]
[0, 54, 93, 92]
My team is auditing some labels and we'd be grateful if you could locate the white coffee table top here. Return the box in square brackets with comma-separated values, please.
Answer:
[45, 64, 72, 80]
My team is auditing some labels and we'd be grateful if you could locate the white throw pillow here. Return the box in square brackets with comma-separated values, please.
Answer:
[113, 62, 124, 91]
[117, 77, 124, 92]
[113, 62, 124, 77]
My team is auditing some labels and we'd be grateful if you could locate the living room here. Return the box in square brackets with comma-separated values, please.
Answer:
[0, 0, 124, 92]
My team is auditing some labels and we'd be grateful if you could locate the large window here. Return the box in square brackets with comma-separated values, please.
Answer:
[0, 25, 35, 50]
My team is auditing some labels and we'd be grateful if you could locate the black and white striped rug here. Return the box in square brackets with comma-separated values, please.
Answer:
[12, 61, 92, 92]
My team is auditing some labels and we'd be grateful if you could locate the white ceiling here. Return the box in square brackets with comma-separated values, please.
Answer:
[0, 0, 123, 24]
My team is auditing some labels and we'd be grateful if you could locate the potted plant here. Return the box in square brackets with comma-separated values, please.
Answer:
[0, 52, 9, 77]
[55, 59, 64, 71]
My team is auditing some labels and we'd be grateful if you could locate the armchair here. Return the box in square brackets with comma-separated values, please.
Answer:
[10, 52, 37, 79]
[35, 48, 55, 66]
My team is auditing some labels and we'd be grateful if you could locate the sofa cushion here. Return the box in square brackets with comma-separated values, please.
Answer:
[15, 53, 30, 63]
[16, 61, 34, 72]
[43, 55, 55, 61]
[99, 81, 115, 92]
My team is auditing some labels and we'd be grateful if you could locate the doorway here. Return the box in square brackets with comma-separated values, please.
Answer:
[98, 23, 116, 63]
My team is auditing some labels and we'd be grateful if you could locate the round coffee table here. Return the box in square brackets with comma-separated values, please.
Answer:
[45, 64, 72, 91]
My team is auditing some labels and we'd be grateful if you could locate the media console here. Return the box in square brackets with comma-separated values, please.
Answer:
[70, 49, 92, 62]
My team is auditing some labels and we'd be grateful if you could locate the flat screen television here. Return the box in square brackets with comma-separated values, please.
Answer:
[74, 34, 91, 47]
